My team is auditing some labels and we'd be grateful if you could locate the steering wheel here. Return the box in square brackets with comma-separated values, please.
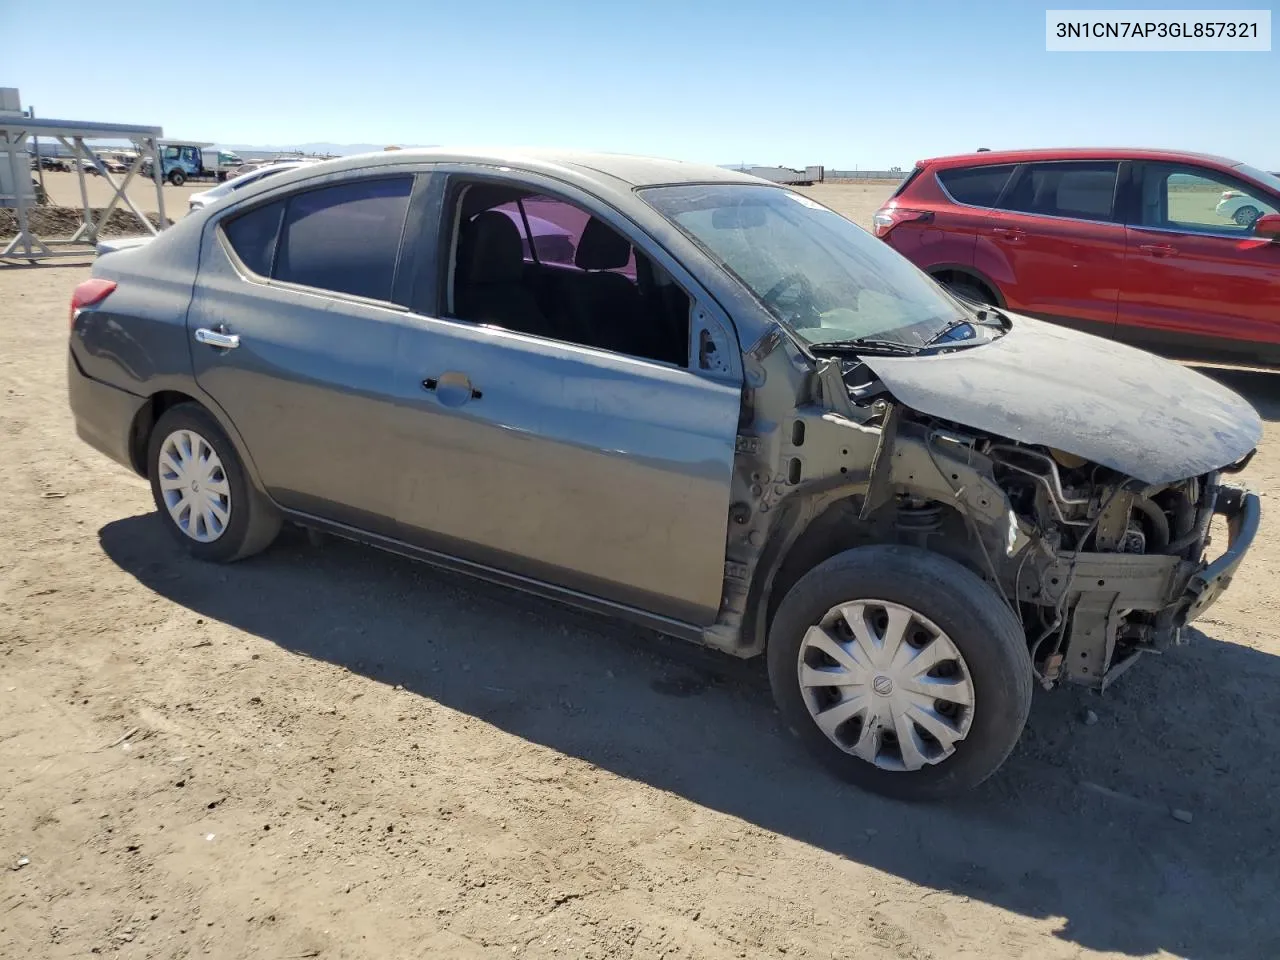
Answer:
[761, 272, 808, 309]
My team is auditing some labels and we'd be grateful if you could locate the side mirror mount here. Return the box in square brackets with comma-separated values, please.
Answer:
[1254, 213, 1280, 240]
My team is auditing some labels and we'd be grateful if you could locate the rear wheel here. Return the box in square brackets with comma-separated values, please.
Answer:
[767, 545, 1032, 800]
[147, 403, 280, 562]
[1233, 205, 1260, 228]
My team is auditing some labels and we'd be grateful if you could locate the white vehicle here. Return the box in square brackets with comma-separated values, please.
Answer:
[1215, 188, 1278, 227]
[186, 160, 313, 213]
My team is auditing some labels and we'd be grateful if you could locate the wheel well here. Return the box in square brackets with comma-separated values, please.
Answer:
[759, 494, 991, 643]
[128, 390, 199, 476]
[929, 269, 1003, 307]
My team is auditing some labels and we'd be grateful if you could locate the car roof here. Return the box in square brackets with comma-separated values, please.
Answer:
[916, 147, 1243, 169]
[299, 147, 766, 188]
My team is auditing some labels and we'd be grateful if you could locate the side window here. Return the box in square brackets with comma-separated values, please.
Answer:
[936, 164, 1016, 207]
[999, 161, 1119, 222]
[445, 184, 689, 366]
[223, 200, 285, 276]
[163, 146, 180, 160]
[1138, 163, 1278, 235]
[274, 176, 412, 300]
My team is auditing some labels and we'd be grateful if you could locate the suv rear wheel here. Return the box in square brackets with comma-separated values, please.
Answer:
[767, 545, 1032, 800]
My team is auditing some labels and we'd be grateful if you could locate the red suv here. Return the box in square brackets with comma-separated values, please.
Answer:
[874, 148, 1280, 364]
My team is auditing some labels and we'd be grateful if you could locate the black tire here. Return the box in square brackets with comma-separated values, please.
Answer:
[1233, 205, 1260, 228]
[168, 169, 186, 186]
[767, 545, 1032, 800]
[945, 280, 993, 306]
[146, 403, 280, 563]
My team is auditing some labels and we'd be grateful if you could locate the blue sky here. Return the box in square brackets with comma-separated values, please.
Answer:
[2, 0, 1276, 167]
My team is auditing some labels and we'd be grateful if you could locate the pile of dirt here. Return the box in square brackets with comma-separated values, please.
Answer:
[0, 206, 173, 242]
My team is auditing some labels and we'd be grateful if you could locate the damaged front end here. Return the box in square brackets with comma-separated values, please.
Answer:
[708, 321, 1261, 693]
[890, 419, 1260, 691]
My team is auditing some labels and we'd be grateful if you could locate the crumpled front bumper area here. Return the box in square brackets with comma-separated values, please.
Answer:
[1176, 483, 1260, 625]
[1018, 482, 1260, 688]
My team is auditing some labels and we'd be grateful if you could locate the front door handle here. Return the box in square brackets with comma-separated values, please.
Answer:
[423, 371, 482, 408]
[992, 227, 1024, 242]
[194, 327, 240, 349]
[1139, 243, 1177, 257]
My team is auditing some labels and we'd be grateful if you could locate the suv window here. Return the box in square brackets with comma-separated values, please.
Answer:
[274, 176, 412, 300]
[999, 161, 1119, 221]
[936, 164, 1016, 207]
[444, 183, 688, 366]
[1136, 162, 1278, 235]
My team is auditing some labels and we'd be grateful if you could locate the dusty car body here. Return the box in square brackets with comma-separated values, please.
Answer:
[66, 149, 1262, 799]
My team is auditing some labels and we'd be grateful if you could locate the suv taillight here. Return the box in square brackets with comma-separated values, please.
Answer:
[872, 207, 932, 239]
[69, 278, 117, 328]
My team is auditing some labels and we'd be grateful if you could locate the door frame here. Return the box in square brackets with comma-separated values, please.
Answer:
[410, 163, 744, 384]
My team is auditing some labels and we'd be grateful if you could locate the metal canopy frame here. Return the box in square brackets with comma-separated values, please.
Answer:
[1, 116, 165, 262]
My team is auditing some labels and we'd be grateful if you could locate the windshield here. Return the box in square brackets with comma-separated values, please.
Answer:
[640, 183, 967, 347]
[1235, 163, 1280, 196]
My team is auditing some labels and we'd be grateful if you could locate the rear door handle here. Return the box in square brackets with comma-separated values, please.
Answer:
[1139, 243, 1177, 257]
[194, 327, 240, 349]
[992, 227, 1025, 242]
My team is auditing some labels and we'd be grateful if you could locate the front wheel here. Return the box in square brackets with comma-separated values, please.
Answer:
[767, 545, 1032, 800]
[168, 169, 186, 186]
[147, 403, 280, 562]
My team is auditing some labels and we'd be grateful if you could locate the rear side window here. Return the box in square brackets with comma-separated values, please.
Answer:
[274, 176, 413, 300]
[223, 200, 284, 276]
[889, 165, 924, 199]
[999, 161, 1119, 222]
[936, 164, 1016, 207]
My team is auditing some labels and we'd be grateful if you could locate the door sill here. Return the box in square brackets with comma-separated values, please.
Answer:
[284, 511, 712, 648]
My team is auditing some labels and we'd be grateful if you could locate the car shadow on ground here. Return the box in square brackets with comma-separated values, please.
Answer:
[99, 516, 1280, 959]
[1189, 363, 1280, 422]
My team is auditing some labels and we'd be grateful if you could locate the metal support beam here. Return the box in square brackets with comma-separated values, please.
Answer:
[0, 115, 165, 263]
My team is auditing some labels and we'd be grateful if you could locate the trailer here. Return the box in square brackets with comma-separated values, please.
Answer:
[746, 164, 825, 186]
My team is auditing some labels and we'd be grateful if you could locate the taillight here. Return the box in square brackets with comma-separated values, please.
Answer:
[1221, 190, 1241, 200]
[69, 278, 117, 328]
[872, 207, 932, 239]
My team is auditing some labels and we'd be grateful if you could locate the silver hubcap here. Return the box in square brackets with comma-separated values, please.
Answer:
[797, 599, 975, 772]
[157, 429, 231, 543]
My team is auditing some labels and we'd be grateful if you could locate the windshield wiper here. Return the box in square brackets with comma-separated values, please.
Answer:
[808, 337, 921, 357]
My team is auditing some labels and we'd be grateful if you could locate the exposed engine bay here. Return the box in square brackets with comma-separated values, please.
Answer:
[896, 409, 1239, 689]
[712, 333, 1261, 694]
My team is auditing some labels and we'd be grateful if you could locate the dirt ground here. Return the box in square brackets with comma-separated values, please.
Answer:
[32, 170, 206, 219]
[2, 184, 1279, 960]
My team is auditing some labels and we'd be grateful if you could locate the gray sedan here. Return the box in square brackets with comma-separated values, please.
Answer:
[68, 149, 1261, 799]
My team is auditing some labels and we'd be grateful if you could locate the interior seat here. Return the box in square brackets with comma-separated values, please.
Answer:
[455, 211, 552, 336]
[567, 218, 652, 356]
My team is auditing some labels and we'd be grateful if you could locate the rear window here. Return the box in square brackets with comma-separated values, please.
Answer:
[889, 165, 924, 198]
[936, 164, 1016, 207]
[223, 200, 284, 276]
[274, 176, 413, 300]
[999, 161, 1119, 222]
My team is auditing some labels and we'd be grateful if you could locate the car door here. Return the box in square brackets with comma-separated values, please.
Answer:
[387, 171, 743, 626]
[186, 170, 421, 535]
[1118, 161, 1280, 360]
[976, 160, 1127, 337]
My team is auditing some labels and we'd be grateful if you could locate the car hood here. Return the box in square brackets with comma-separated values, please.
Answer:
[859, 314, 1262, 485]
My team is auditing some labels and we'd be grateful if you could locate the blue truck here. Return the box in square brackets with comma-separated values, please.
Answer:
[141, 143, 243, 186]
